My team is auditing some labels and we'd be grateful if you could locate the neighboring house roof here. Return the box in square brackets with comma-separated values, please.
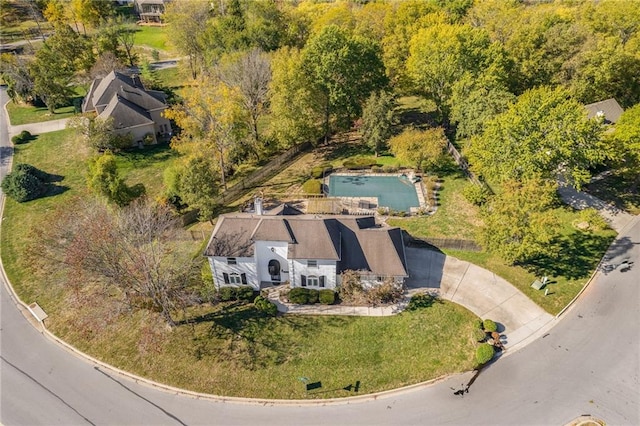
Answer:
[204, 207, 408, 277]
[584, 98, 624, 124]
[82, 71, 167, 132]
[98, 94, 154, 130]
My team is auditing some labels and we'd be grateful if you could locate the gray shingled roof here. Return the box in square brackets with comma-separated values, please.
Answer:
[98, 95, 154, 129]
[584, 98, 624, 124]
[204, 207, 408, 277]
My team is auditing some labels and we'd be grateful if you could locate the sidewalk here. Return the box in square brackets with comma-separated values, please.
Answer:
[7, 118, 70, 137]
[557, 180, 635, 233]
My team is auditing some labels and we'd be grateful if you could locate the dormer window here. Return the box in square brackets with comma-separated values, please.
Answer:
[307, 260, 317, 267]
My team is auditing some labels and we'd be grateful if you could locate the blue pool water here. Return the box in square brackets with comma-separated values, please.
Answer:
[328, 175, 420, 211]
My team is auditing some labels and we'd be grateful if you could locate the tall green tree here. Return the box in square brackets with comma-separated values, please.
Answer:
[610, 104, 640, 190]
[164, 155, 219, 222]
[479, 179, 560, 265]
[360, 90, 395, 157]
[268, 46, 322, 148]
[468, 86, 608, 189]
[406, 23, 496, 124]
[301, 25, 388, 142]
[87, 151, 131, 206]
[389, 127, 447, 172]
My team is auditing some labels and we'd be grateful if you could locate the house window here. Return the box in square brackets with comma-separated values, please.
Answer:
[227, 257, 237, 265]
[223, 272, 247, 285]
[303, 275, 325, 288]
[307, 260, 317, 268]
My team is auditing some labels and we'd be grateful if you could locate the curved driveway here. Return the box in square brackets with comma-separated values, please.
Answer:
[2, 85, 639, 424]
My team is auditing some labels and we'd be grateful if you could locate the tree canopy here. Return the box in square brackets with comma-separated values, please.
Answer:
[468, 86, 608, 188]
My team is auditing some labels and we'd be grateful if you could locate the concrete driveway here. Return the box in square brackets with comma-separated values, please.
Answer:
[405, 246, 553, 349]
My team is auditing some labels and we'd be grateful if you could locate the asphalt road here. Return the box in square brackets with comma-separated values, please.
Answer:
[1, 85, 639, 425]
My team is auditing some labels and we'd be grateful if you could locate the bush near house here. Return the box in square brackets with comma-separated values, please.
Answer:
[319, 289, 336, 305]
[473, 328, 487, 342]
[254, 296, 278, 316]
[218, 286, 236, 301]
[407, 293, 436, 310]
[476, 343, 495, 365]
[236, 285, 255, 301]
[288, 287, 320, 304]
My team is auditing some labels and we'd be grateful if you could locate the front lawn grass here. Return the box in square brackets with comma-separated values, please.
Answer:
[6, 102, 77, 126]
[59, 299, 479, 399]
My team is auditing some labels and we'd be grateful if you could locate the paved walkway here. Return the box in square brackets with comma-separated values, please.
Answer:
[7, 117, 70, 137]
[558, 180, 635, 233]
[268, 246, 554, 350]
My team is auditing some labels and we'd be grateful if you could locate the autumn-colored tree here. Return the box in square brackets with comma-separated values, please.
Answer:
[218, 49, 271, 156]
[388, 127, 447, 172]
[164, 75, 248, 189]
[35, 199, 199, 326]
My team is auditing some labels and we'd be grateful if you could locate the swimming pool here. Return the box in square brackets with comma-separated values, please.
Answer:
[328, 174, 420, 211]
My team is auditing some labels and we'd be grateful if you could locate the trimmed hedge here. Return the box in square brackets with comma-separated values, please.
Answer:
[302, 178, 322, 194]
[407, 293, 435, 310]
[343, 158, 377, 170]
[254, 295, 278, 316]
[218, 286, 236, 301]
[319, 289, 336, 305]
[288, 287, 320, 304]
[473, 328, 487, 342]
[311, 163, 333, 179]
[236, 285, 255, 301]
[476, 343, 495, 365]
[483, 319, 497, 333]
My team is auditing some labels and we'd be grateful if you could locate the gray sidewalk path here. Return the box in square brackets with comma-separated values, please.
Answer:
[558, 180, 635, 233]
[7, 117, 70, 137]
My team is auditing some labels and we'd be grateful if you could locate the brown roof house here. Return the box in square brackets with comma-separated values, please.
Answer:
[203, 199, 408, 291]
[82, 71, 171, 146]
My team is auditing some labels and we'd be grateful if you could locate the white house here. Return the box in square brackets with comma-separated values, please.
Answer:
[203, 202, 408, 291]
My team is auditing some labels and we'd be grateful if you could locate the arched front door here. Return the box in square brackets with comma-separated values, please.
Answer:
[268, 259, 281, 282]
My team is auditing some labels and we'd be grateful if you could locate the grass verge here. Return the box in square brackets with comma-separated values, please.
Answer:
[56, 299, 479, 399]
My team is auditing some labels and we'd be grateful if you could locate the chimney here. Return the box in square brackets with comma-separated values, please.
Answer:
[254, 196, 264, 216]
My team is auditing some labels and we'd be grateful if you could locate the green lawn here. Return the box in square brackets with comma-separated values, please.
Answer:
[387, 162, 482, 240]
[115, 144, 181, 199]
[134, 25, 169, 51]
[6, 102, 77, 126]
[1, 129, 90, 308]
[58, 299, 480, 399]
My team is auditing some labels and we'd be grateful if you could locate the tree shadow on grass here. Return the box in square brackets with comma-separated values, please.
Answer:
[524, 231, 614, 279]
[179, 304, 350, 367]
